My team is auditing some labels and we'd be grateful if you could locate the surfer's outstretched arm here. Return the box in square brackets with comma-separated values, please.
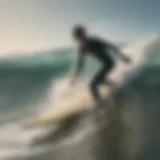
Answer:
[74, 50, 86, 77]
[106, 41, 131, 64]
[70, 50, 86, 86]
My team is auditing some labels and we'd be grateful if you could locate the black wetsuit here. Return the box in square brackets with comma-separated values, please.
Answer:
[75, 36, 119, 102]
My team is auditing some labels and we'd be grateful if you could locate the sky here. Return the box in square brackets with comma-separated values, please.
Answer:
[0, 0, 159, 53]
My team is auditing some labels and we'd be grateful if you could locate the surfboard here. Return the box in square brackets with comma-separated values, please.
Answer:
[21, 86, 109, 129]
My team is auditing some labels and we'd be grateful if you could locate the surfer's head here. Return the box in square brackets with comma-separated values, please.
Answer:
[72, 25, 87, 42]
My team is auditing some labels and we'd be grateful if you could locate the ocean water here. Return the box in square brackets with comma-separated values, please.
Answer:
[0, 35, 160, 160]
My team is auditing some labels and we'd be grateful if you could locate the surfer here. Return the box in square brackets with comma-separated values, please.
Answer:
[70, 25, 131, 105]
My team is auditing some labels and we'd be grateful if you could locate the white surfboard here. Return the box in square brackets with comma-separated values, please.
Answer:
[22, 86, 109, 129]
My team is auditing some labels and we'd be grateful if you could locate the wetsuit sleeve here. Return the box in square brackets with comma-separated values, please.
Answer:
[105, 41, 120, 53]
[94, 37, 120, 53]
[74, 47, 86, 77]
[105, 41, 128, 60]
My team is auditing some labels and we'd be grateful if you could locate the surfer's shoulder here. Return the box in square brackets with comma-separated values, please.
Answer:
[88, 36, 108, 44]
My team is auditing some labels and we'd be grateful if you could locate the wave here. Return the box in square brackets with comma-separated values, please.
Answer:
[0, 48, 74, 77]
[0, 35, 160, 160]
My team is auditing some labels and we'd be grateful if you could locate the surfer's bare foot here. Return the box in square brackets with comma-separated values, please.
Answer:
[94, 98, 106, 111]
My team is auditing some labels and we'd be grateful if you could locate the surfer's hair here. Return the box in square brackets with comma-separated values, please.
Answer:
[72, 25, 86, 37]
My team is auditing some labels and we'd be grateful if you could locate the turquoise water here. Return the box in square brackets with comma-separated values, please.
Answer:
[0, 36, 160, 160]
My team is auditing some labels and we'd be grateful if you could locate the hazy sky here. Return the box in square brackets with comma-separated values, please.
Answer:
[0, 0, 159, 53]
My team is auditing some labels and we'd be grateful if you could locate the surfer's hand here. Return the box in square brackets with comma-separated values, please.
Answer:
[122, 56, 132, 64]
[118, 52, 132, 64]
[70, 77, 76, 87]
